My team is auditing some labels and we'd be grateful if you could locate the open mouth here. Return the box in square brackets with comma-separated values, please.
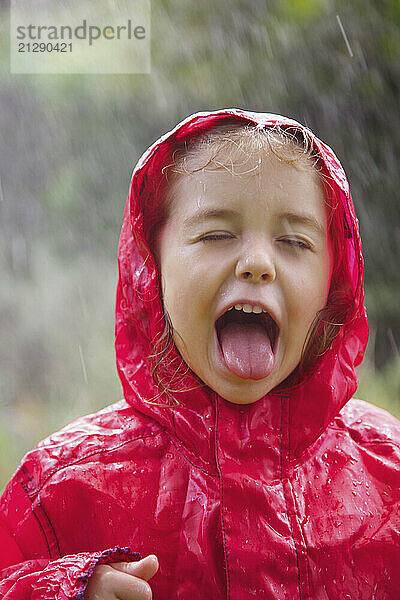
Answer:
[215, 307, 279, 348]
[215, 306, 279, 380]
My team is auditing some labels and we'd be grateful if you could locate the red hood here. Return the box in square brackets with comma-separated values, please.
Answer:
[115, 108, 369, 471]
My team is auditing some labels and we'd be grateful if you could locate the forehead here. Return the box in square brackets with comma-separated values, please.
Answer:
[167, 144, 326, 225]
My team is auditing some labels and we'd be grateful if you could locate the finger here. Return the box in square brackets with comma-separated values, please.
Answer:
[101, 568, 153, 600]
[111, 555, 159, 582]
[84, 565, 152, 600]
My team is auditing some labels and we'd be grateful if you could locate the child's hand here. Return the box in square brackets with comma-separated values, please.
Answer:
[84, 554, 159, 600]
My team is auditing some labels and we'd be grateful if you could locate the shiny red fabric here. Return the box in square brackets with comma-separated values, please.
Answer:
[1, 109, 400, 599]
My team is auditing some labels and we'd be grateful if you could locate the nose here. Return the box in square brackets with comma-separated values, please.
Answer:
[235, 243, 276, 283]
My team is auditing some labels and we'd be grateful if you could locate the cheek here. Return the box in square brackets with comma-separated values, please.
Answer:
[161, 243, 214, 303]
[288, 261, 331, 328]
[159, 250, 200, 332]
[160, 262, 181, 318]
[312, 263, 331, 310]
[308, 235, 333, 304]
[157, 224, 183, 290]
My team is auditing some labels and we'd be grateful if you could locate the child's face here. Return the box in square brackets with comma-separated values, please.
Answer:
[157, 147, 332, 404]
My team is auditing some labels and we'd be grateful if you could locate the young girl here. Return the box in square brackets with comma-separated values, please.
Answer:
[1, 108, 399, 600]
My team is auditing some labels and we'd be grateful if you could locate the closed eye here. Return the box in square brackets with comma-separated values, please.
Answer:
[199, 232, 234, 242]
[277, 237, 312, 250]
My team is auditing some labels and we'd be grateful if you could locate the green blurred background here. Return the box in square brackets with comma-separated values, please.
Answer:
[1, 0, 399, 491]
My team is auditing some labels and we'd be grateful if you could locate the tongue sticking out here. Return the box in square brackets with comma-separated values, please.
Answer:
[219, 321, 275, 380]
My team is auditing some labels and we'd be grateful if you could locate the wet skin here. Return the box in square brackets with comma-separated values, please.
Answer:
[157, 148, 333, 404]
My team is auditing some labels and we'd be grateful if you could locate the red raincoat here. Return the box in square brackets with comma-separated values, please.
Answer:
[1, 109, 400, 599]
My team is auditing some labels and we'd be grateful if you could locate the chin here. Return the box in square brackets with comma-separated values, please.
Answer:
[222, 395, 265, 405]
[213, 379, 274, 405]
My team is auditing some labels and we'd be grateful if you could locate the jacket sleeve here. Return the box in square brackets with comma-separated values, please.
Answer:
[0, 477, 141, 600]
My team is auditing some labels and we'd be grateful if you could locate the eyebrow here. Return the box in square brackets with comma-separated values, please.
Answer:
[279, 211, 326, 236]
[183, 208, 239, 228]
[182, 207, 326, 236]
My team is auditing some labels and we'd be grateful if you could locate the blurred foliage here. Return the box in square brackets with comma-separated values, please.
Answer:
[1, 0, 400, 488]
[357, 358, 400, 417]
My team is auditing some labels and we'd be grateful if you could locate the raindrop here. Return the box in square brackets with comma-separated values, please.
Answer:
[336, 14, 354, 57]
[78, 344, 88, 384]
